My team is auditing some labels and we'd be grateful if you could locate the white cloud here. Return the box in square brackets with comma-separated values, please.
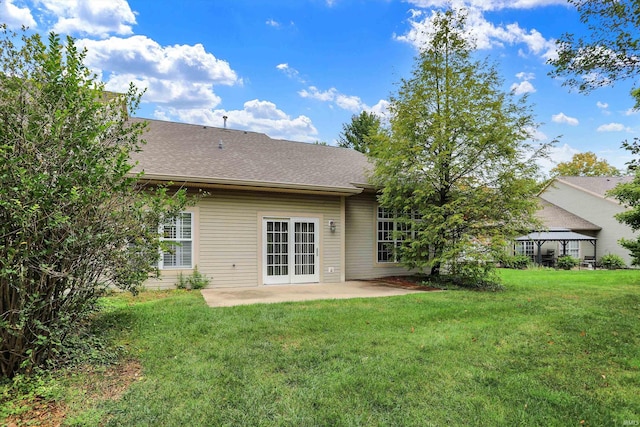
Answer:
[276, 63, 304, 82]
[551, 112, 579, 126]
[155, 99, 318, 142]
[396, 2, 557, 60]
[299, 86, 338, 102]
[525, 126, 548, 142]
[510, 80, 536, 95]
[596, 101, 608, 109]
[299, 85, 383, 113]
[597, 122, 631, 132]
[80, 36, 239, 85]
[266, 19, 280, 27]
[76, 36, 241, 110]
[0, 0, 36, 28]
[366, 99, 390, 120]
[625, 108, 639, 116]
[106, 73, 222, 109]
[516, 72, 535, 81]
[40, 0, 137, 38]
[77, 36, 240, 108]
[406, 0, 567, 11]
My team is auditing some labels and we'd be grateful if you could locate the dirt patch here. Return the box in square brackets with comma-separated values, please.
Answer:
[4, 359, 142, 427]
[375, 276, 442, 291]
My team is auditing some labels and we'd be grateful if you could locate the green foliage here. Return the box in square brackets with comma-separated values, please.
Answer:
[609, 173, 640, 265]
[175, 266, 210, 290]
[175, 272, 188, 290]
[549, 0, 640, 103]
[599, 253, 626, 270]
[337, 110, 383, 154]
[549, 0, 640, 171]
[550, 151, 621, 177]
[500, 254, 531, 269]
[0, 27, 187, 378]
[556, 255, 579, 270]
[370, 10, 547, 288]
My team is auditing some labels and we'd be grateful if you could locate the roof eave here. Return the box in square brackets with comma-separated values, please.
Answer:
[135, 173, 365, 196]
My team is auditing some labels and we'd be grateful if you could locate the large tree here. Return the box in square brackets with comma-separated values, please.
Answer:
[370, 10, 546, 287]
[549, 0, 640, 105]
[549, 0, 640, 262]
[0, 28, 186, 377]
[337, 111, 382, 154]
[551, 151, 622, 176]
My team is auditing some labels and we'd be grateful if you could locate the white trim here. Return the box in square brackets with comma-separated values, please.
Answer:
[262, 217, 320, 284]
[159, 211, 194, 270]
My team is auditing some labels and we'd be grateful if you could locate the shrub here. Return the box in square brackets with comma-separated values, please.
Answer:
[599, 254, 626, 270]
[500, 254, 530, 269]
[187, 266, 210, 290]
[175, 266, 210, 290]
[556, 255, 579, 270]
[0, 28, 187, 378]
[175, 272, 188, 289]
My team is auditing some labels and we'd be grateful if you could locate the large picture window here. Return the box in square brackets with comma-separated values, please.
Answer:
[160, 212, 193, 269]
[377, 207, 418, 263]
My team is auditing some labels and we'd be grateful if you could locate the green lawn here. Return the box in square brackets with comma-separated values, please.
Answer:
[8, 269, 640, 426]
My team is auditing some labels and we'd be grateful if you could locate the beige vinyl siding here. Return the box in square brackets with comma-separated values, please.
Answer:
[145, 189, 343, 289]
[541, 181, 637, 265]
[345, 193, 412, 280]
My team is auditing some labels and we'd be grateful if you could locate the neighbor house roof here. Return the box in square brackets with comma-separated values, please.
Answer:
[554, 176, 633, 199]
[128, 118, 372, 195]
[535, 198, 601, 232]
[515, 228, 597, 242]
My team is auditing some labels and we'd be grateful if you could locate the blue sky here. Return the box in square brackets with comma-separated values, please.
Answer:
[1, 0, 638, 174]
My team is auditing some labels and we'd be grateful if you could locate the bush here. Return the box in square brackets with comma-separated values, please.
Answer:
[556, 255, 579, 270]
[175, 272, 188, 290]
[188, 266, 210, 290]
[175, 266, 210, 290]
[599, 254, 626, 270]
[500, 254, 531, 269]
[0, 28, 187, 378]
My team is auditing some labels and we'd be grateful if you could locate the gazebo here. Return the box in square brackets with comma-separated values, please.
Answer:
[514, 228, 597, 268]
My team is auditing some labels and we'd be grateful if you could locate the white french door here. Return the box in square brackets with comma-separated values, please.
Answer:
[263, 217, 319, 285]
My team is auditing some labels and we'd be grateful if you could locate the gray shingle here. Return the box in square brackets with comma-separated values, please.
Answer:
[535, 198, 601, 231]
[129, 118, 372, 192]
[557, 176, 633, 198]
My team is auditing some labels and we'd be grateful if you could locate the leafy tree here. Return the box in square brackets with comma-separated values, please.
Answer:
[370, 10, 546, 287]
[337, 110, 382, 154]
[608, 178, 640, 265]
[0, 27, 187, 377]
[549, 0, 640, 104]
[550, 1, 640, 261]
[551, 151, 622, 176]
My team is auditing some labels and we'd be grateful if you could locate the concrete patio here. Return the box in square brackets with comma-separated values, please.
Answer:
[200, 280, 426, 307]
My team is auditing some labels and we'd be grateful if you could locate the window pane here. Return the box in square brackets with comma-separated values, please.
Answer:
[160, 212, 193, 269]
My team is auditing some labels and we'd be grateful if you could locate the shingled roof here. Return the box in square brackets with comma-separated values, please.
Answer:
[535, 198, 601, 231]
[128, 118, 372, 195]
[555, 176, 633, 198]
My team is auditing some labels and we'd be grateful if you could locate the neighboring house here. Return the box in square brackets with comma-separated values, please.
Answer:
[130, 118, 410, 289]
[518, 176, 636, 266]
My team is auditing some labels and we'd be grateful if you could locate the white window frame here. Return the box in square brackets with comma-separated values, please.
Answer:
[159, 212, 193, 269]
[565, 241, 580, 258]
[515, 241, 534, 258]
[376, 207, 419, 263]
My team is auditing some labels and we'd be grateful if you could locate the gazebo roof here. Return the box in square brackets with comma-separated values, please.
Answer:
[515, 228, 597, 242]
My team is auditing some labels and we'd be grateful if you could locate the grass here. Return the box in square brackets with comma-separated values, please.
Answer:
[3, 269, 640, 426]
